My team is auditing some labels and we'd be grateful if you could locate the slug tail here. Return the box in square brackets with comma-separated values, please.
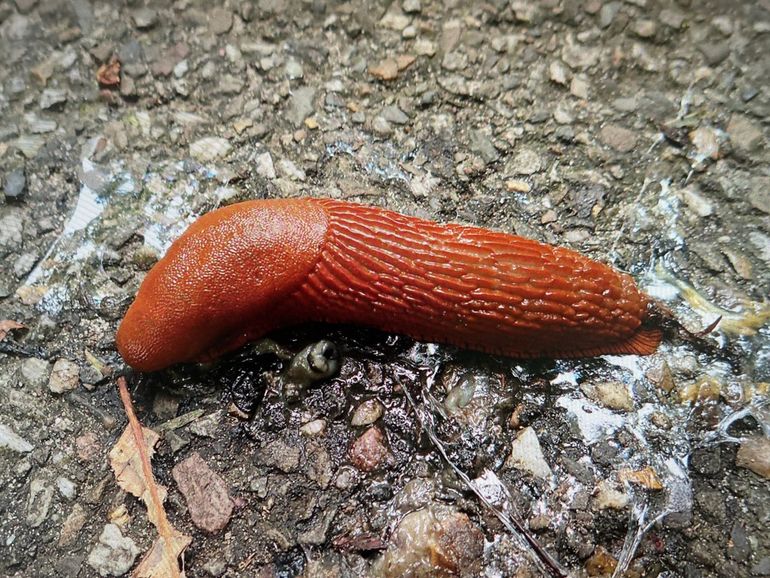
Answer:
[611, 326, 664, 356]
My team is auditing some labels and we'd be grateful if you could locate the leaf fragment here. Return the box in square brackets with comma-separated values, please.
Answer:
[0, 320, 25, 341]
[110, 377, 192, 578]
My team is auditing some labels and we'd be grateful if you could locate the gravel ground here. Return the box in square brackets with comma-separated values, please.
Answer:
[1, 0, 769, 577]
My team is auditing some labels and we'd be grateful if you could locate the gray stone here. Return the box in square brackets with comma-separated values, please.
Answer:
[56, 477, 77, 500]
[131, 8, 157, 29]
[276, 159, 306, 181]
[87, 524, 140, 577]
[209, 8, 233, 35]
[748, 178, 770, 214]
[372, 116, 392, 136]
[599, 124, 637, 152]
[749, 232, 770, 264]
[508, 148, 542, 175]
[549, 60, 570, 85]
[633, 19, 657, 38]
[48, 358, 80, 394]
[16, 357, 46, 388]
[659, 8, 685, 29]
[203, 557, 227, 577]
[727, 114, 763, 154]
[188, 410, 222, 438]
[13, 251, 38, 278]
[599, 2, 621, 28]
[26, 477, 54, 527]
[189, 137, 232, 162]
[14, 0, 38, 15]
[469, 130, 499, 163]
[259, 439, 301, 472]
[39, 88, 67, 110]
[402, 0, 421, 13]
[381, 104, 409, 125]
[4, 167, 26, 199]
[287, 86, 316, 126]
[284, 58, 303, 80]
[680, 185, 714, 218]
[699, 41, 730, 66]
[255, 151, 276, 179]
[0, 423, 33, 453]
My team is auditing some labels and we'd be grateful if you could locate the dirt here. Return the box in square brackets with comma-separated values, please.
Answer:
[1, 0, 769, 577]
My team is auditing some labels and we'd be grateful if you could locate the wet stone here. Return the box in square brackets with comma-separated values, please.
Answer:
[4, 167, 26, 200]
[581, 381, 634, 412]
[350, 427, 389, 472]
[374, 506, 484, 577]
[729, 522, 751, 562]
[300, 418, 326, 437]
[189, 410, 222, 438]
[736, 436, 770, 479]
[505, 427, 552, 479]
[304, 442, 333, 489]
[351, 399, 384, 427]
[691, 447, 721, 476]
[172, 452, 233, 533]
[259, 439, 301, 472]
[87, 524, 140, 577]
[593, 480, 629, 510]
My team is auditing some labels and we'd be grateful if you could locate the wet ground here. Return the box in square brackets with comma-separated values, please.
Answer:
[1, 0, 769, 576]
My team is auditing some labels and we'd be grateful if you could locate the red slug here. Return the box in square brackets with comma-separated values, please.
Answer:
[116, 198, 662, 371]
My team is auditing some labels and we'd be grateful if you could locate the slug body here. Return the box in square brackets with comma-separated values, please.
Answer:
[117, 198, 661, 371]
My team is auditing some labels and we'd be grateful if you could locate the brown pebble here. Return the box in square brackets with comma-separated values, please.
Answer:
[350, 427, 390, 472]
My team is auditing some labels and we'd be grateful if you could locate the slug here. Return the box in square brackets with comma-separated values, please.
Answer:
[116, 198, 662, 371]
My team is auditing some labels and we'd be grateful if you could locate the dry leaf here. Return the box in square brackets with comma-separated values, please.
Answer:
[97, 56, 121, 88]
[0, 320, 25, 341]
[111, 377, 191, 578]
[618, 466, 663, 490]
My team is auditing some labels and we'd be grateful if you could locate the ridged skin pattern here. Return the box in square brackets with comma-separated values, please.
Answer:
[117, 198, 661, 371]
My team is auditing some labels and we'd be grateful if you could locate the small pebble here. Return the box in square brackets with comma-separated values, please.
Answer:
[350, 427, 390, 472]
[351, 400, 384, 426]
[48, 359, 80, 394]
[505, 427, 552, 479]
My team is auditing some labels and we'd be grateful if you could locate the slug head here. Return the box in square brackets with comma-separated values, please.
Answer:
[116, 199, 328, 371]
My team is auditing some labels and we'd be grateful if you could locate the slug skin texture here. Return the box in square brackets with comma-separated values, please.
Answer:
[117, 198, 661, 372]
